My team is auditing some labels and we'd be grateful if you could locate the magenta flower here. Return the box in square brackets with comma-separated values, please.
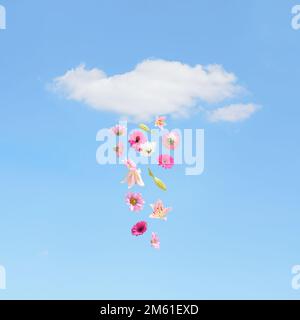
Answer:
[128, 130, 147, 151]
[111, 124, 126, 136]
[158, 154, 174, 169]
[131, 221, 147, 236]
[126, 192, 144, 212]
[151, 232, 160, 249]
[163, 131, 180, 150]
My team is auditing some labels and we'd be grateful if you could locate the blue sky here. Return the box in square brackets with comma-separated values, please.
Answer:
[0, 0, 300, 299]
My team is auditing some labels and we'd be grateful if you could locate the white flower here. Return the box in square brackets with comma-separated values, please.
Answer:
[140, 142, 156, 157]
[121, 168, 145, 188]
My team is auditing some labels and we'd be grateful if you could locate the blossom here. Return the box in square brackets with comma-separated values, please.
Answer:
[149, 200, 171, 221]
[151, 232, 160, 249]
[131, 221, 147, 236]
[158, 154, 174, 169]
[123, 159, 136, 169]
[113, 142, 124, 157]
[111, 124, 126, 136]
[128, 130, 147, 151]
[155, 116, 166, 130]
[163, 131, 180, 150]
[126, 192, 144, 212]
[140, 141, 156, 157]
[122, 159, 144, 188]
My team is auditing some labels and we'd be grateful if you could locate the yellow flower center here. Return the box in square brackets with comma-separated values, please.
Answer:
[130, 198, 137, 205]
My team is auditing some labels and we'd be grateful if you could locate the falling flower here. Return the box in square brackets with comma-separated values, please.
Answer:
[140, 142, 156, 157]
[158, 154, 174, 169]
[151, 232, 160, 249]
[163, 131, 180, 150]
[126, 192, 144, 212]
[123, 159, 137, 170]
[139, 123, 151, 133]
[149, 200, 171, 221]
[111, 124, 126, 136]
[128, 130, 147, 151]
[122, 159, 145, 188]
[148, 168, 167, 191]
[155, 116, 166, 130]
[113, 142, 124, 157]
[131, 221, 147, 236]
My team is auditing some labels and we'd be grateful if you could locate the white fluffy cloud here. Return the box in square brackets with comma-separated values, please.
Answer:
[53, 59, 247, 121]
[207, 103, 259, 123]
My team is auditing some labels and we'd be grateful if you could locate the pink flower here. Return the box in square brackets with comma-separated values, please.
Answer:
[149, 200, 171, 221]
[128, 130, 147, 151]
[121, 159, 144, 188]
[163, 131, 180, 150]
[113, 142, 124, 157]
[158, 154, 174, 169]
[155, 116, 166, 130]
[126, 192, 144, 212]
[151, 232, 160, 249]
[123, 159, 136, 170]
[131, 221, 147, 236]
[111, 124, 126, 136]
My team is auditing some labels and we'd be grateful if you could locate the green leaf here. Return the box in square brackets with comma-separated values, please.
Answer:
[153, 177, 167, 191]
[139, 123, 151, 133]
[148, 168, 154, 178]
[148, 167, 167, 191]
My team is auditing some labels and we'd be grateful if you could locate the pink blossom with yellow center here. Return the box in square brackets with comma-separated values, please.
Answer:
[126, 192, 144, 211]
[149, 199, 171, 221]
[155, 116, 166, 130]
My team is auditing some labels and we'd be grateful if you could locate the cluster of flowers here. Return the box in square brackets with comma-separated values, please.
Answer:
[110, 116, 180, 249]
